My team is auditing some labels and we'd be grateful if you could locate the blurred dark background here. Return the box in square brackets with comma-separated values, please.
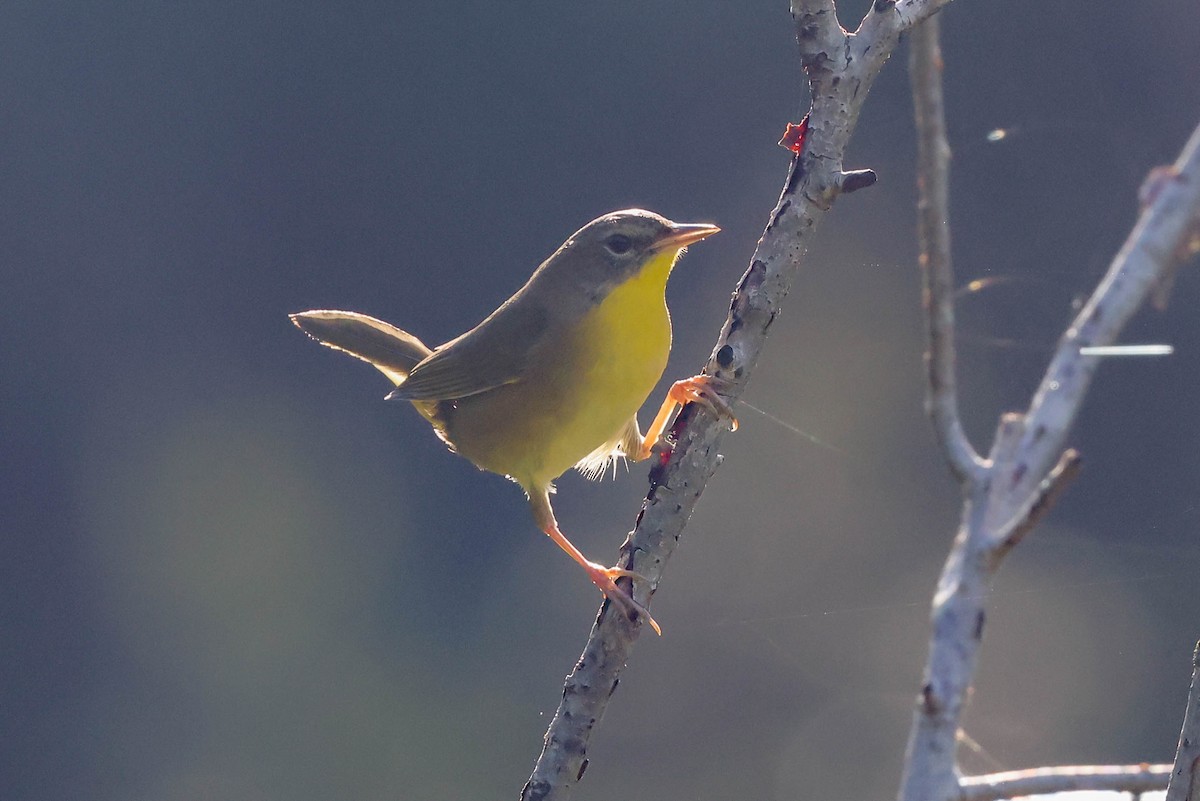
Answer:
[2, 1, 1198, 799]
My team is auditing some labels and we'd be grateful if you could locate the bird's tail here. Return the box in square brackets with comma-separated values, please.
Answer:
[290, 310, 433, 387]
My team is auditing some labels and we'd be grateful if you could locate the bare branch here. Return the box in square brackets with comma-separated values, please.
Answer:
[909, 13, 984, 484]
[960, 764, 1171, 801]
[857, 0, 954, 49]
[520, 442, 723, 800]
[1165, 642, 1200, 801]
[899, 71, 1200, 801]
[1003, 120, 1200, 507]
[790, 0, 839, 24]
[523, 1, 964, 797]
[899, 414, 1015, 801]
[988, 448, 1081, 567]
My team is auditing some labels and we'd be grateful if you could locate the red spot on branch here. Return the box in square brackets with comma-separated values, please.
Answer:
[779, 116, 810, 154]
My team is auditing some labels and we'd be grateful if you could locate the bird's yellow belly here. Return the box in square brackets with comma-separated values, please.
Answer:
[447, 252, 675, 489]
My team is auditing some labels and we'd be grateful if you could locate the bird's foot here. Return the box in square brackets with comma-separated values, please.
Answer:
[583, 561, 661, 636]
[636, 375, 739, 461]
[669, 375, 738, 431]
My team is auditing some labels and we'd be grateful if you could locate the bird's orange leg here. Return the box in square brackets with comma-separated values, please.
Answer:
[529, 490, 661, 635]
[636, 375, 738, 461]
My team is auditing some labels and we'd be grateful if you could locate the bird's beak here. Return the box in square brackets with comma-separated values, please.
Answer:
[654, 222, 721, 251]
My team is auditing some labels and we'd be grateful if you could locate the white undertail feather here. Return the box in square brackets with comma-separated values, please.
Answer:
[574, 446, 628, 481]
[573, 417, 643, 481]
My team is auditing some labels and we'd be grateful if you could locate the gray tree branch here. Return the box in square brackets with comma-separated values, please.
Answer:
[900, 13, 1200, 801]
[521, 0, 954, 797]
[959, 764, 1171, 801]
[1165, 642, 1200, 801]
[910, 13, 983, 484]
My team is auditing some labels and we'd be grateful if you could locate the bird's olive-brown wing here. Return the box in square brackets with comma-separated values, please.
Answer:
[386, 291, 554, 402]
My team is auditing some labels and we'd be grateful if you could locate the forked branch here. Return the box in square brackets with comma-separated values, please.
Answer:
[900, 12, 1200, 801]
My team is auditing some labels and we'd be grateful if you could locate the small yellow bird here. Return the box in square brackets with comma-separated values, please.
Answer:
[291, 209, 732, 634]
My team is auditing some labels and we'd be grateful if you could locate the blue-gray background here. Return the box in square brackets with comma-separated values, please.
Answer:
[3, 2, 1198, 799]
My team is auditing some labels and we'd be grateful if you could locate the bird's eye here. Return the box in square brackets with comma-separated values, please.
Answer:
[605, 234, 633, 255]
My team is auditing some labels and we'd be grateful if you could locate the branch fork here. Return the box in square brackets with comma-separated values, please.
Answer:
[901, 12, 1200, 801]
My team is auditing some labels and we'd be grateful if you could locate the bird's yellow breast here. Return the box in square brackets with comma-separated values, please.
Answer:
[565, 247, 676, 439]
[446, 249, 678, 489]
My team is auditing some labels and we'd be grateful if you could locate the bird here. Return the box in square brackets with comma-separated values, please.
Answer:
[290, 209, 733, 634]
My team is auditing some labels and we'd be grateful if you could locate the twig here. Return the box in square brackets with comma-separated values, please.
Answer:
[1165, 642, 1200, 801]
[988, 448, 1081, 567]
[959, 764, 1171, 801]
[910, 13, 983, 484]
[521, 1, 955, 797]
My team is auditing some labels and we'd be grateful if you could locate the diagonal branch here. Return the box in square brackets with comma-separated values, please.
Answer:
[1165, 642, 1200, 801]
[521, 1, 955, 798]
[1002, 120, 1200, 507]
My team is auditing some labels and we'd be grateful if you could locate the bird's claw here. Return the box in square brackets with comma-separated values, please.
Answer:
[584, 561, 661, 635]
[670, 375, 738, 431]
